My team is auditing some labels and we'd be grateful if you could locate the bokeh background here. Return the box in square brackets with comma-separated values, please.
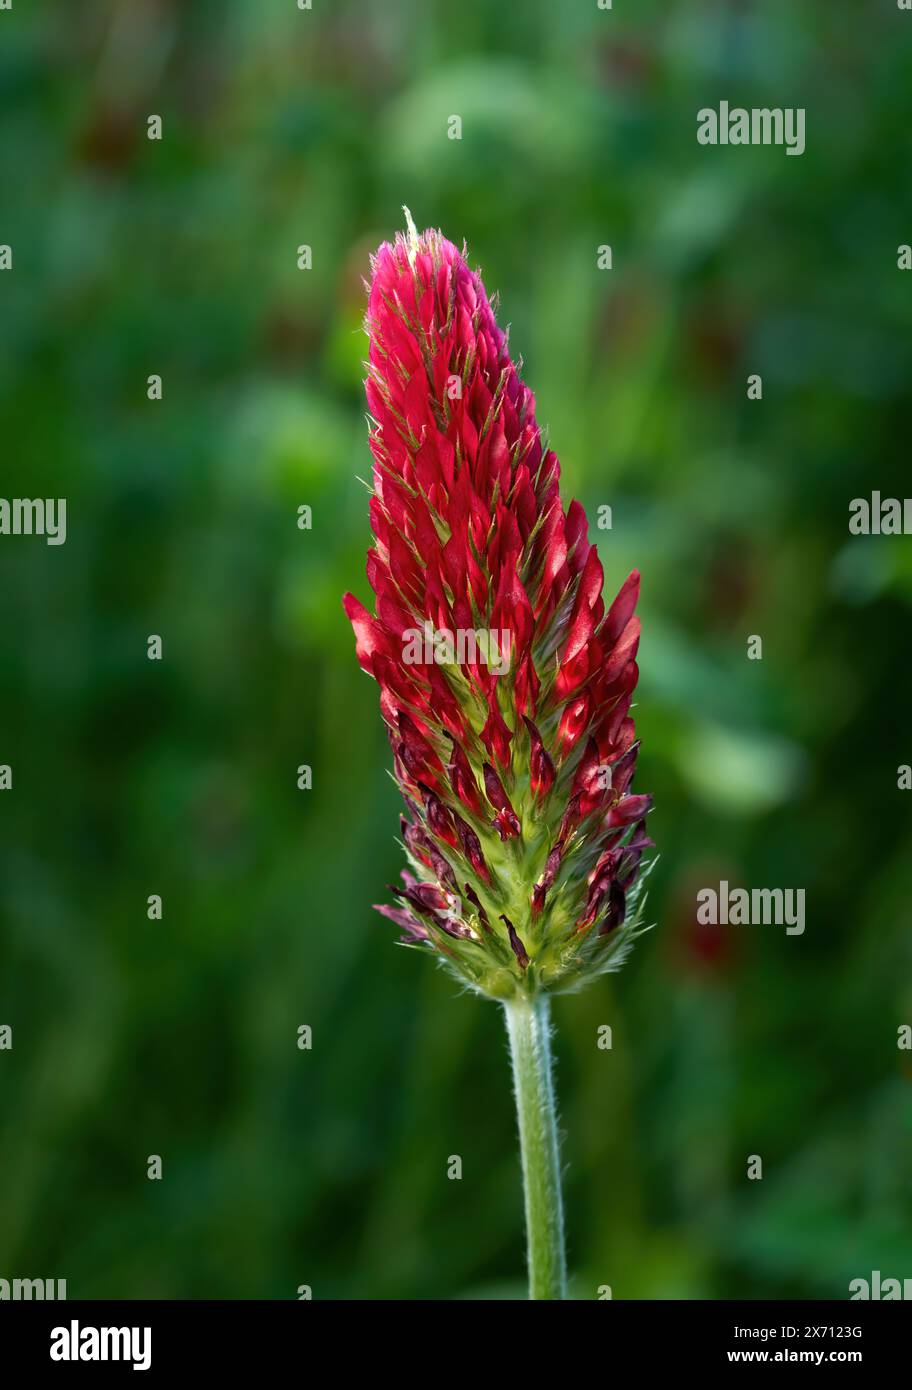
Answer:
[1, 0, 911, 1300]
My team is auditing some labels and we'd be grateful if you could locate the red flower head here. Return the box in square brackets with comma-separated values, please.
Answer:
[344, 212, 653, 998]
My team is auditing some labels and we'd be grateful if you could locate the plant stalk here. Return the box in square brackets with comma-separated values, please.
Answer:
[504, 993, 567, 1299]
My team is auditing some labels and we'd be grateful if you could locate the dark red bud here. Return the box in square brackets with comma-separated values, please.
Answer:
[453, 813, 491, 884]
[480, 701, 513, 768]
[607, 740, 640, 800]
[424, 836, 458, 891]
[557, 792, 582, 845]
[523, 715, 556, 800]
[417, 781, 459, 848]
[532, 842, 563, 915]
[373, 902, 430, 942]
[604, 570, 640, 647]
[483, 763, 522, 840]
[463, 881, 490, 930]
[401, 816, 433, 868]
[605, 792, 651, 829]
[599, 881, 626, 935]
[501, 914, 529, 969]
[572, 736, 606, 808]
[447, 737, 484, 816]
[556, 692, 591, 757]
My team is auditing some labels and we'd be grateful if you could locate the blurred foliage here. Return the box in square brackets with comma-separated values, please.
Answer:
[1, 0, 911, 1299]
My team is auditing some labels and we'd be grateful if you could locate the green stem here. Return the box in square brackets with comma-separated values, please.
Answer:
[504, 994, 567, 1299]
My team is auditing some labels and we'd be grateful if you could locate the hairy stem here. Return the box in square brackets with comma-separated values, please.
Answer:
[504, 994, 567, 1299]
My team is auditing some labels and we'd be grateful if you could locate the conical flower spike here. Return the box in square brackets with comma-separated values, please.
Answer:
[344, 214, 653, 1002]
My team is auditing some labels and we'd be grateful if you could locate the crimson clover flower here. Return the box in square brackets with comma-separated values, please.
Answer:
[343, 213, 654, 1002]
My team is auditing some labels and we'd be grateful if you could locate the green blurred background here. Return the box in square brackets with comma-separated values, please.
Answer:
[1, 0, 911, 1299]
